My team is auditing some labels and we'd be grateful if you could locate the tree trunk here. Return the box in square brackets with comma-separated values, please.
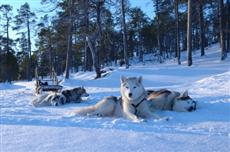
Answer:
[121, 0, 129, 68]
[219, 0, 226, 60]
[6, 14, 11, 82]
[83, 0, 92, 71]
[86, 1, 104, 79]
[86, 37, 101, 78]
[27, 16, 32, 81]
[64, 0, 73, 79]
[64, 21, 73, 79]
[227, 0, 230, 52]
[174, 0, 181, 64]
[198, 0, 205, 56]
[48, 31, 53, 78]
[6, 18, 9, 53]
[187, 0, 192, 66]
[139, 42, 144, 62]
[155, 0, 163, 63]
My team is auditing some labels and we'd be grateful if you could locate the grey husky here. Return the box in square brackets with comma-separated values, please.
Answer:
[32, 93, 66, 107]
[147, 89, 197, 112]
[32, 87, 89, 107]
[62, 87, 89, 103]
[69, 76, 164, 122]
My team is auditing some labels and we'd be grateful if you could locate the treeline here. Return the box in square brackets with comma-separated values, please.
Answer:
[0, 0, 229, 82]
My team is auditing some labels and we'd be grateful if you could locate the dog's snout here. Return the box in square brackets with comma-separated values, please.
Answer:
[83, 93, 89, 97]
[188, 106, 194, 112]
[128, 93, 132, 97]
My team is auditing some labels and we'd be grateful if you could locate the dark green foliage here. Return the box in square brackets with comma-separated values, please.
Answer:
[0, 52, 19, 82]
[13, 2, 36, 81]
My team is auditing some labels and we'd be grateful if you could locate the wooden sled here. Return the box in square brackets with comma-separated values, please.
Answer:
[35, 67, 62, 94]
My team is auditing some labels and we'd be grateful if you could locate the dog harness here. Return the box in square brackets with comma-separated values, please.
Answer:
[131, 98, 146, 115]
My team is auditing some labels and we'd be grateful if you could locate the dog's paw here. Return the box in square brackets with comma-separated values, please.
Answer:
[64, 112, 76, 118]
[165, 117, 169, 121]
[165, 116, 172, 121]
[160, 116, 171, 121]
[96, 113, 104, 117]
[132, 118, 144, 123]
[154, 116, 171, 122]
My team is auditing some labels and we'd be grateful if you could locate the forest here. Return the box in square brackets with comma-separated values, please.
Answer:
[0, 0, 229, 82]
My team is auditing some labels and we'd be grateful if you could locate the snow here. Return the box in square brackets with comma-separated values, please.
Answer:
[1, 44, 230, 152]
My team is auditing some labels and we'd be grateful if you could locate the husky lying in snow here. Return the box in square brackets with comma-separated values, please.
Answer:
[69, 96, 122, 117]
[70, 76, 165, 122]
[32, 87, 89, 107]
[32, 93, 66, 107]
[62, 87, 89, 103]
[147, 89, 197, 112]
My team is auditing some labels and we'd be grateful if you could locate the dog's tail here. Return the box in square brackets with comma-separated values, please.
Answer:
[69, 106, 96, 116]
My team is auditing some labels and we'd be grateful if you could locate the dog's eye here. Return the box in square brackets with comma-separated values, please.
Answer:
[133, 86, 136, 89]
[126, 86, 129, 89]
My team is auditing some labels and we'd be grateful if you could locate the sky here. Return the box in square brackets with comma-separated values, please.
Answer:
[0, 0, 153, 51]
[0, 0, 153, 17]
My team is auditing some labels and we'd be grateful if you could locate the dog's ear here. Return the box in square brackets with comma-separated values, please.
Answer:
[137, 76, 142, 83]
[120, 76, 126, 83]
[181, 90, 188, 97]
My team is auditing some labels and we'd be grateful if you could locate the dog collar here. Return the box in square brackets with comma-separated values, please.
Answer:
[131, 98, 146, 115]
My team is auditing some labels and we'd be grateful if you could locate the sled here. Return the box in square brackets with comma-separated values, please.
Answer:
[35, 67, 62, 94]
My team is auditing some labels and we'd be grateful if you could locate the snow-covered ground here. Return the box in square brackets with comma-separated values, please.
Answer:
[1, 44, 230, 152]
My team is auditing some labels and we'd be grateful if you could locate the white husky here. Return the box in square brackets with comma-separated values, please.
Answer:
[147, 89, 197, 112]
[69, 76, 162, 122]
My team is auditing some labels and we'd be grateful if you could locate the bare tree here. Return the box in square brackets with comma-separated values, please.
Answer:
[86, 0, 104, 79]
[187, 0, 192, 66]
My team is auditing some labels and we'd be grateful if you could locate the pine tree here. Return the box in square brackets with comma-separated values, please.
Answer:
[14, 2, 36, 81]
[83, 0, 93, 71]
[0, 4, 16, 82]
[128, 7, 148, 62]
[16, 32, 29, 80]
[101, 9, 116, 66]
[64, 0, 74, 79]
[153, 0, 163, 63]
[0, 5, 12, 54]
[121, 0, 129, 68]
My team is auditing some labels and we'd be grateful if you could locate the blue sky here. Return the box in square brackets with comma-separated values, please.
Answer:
[0, 0, 153, 17]
[0, 0, 153, 51]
